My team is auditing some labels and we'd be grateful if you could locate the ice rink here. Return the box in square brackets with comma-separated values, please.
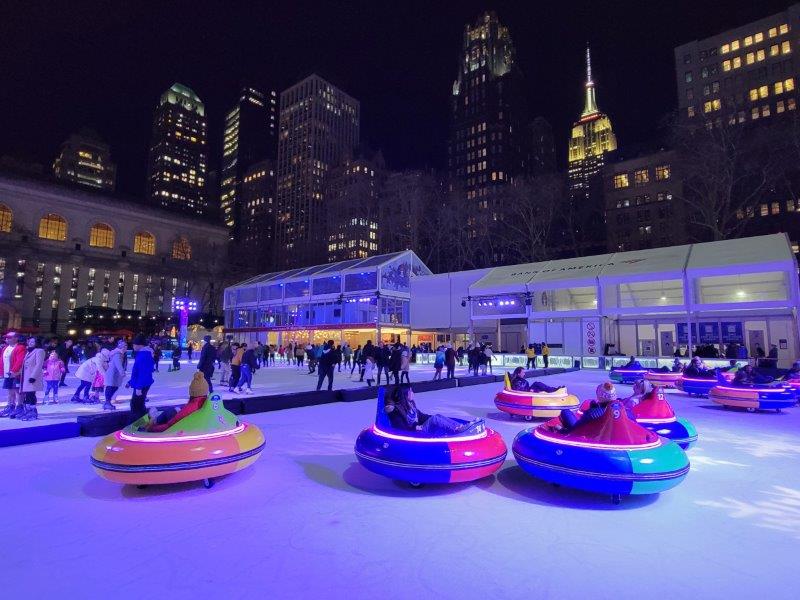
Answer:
[1, 368, 798, 599]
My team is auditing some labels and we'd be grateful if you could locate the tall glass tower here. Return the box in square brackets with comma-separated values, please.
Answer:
[146, 83, 209, 218]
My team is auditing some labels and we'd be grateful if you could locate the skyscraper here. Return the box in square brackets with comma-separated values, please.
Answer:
[275, 74, 360, 268]
[52, 129, 116, 191]
[146, 83, 209, 218]
[565, 47, 618, 256]
[326, 152, 385, 262]
[240, 159, 277, 265]
[220, 86, 277, 240]
[447, 12, 532, 265]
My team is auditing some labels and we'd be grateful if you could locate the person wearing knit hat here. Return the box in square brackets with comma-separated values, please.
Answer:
[559, 382, 618, 432]
[145, 371, 210, 433]
[189, 371, 209, 398]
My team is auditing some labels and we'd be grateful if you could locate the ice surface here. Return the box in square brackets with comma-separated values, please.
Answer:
[0, 369, 798, 600]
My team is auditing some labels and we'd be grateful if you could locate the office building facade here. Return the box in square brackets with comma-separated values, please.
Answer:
[146, 83, 209, 218]
[275, 74, 360, 269]
[240, 159, 277, 266]
[220, 86, 277, 240]
[52, 129, 116, 191]
[604, 149, 686, 252]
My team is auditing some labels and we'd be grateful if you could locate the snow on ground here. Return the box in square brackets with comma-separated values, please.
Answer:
[1, 369, 799, 600]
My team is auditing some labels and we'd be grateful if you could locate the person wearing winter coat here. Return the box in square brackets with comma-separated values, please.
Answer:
[316, 340, 336, 391]
[71, 349, 99, 403]
[236, 344, 258, 394]
[363, 355, 376, 386]
[229, 344, 244, 392]
[197, 335, 217, 392]
[0, 332, 27, 418]
[400, 350, 411, 384]
[43, 351, 65, 404]
[88, 349, 110, 404]
[444, 345, 456, 379]
[19, 337, 46, 420]
[56, 339, 74, 386]
[103, 340, 127, 410]
[128, 335, 155, 420]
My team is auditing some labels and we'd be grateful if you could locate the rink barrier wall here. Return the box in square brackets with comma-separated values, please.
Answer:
[6, 367, 581, 444]
[0, 421, 80, 447]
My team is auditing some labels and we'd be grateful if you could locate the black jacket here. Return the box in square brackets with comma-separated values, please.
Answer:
[197, 342, 217, 372]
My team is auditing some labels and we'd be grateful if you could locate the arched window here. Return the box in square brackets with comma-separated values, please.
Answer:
[89, 223, 115, 248]
[0, 204, 12, 233]
[38, 213, 67, 241]
[134, 231, 156, 255]
[172, 236, 192, 260]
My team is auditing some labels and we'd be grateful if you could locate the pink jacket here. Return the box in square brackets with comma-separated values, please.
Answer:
[43, 357, 66, 381]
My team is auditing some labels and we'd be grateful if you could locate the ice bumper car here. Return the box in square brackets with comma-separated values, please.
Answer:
[512, 401, 689, 504]
[609, 368, 648, 385]
[629, 388, 697, 449]
[494, 373, 580, 420]
[91, 393, 265, 488]
[709, 384, 796, 412]
[644, 371, 682, 388]
[355, 388, 507, 486]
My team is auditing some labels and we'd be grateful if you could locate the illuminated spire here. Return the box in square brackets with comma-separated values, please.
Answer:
[582, 45, 599, 117]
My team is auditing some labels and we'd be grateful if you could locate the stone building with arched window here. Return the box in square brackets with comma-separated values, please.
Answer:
[0, 171, 229, 335]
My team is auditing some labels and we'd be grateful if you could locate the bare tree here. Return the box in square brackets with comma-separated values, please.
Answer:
[668, 114, 780, 241]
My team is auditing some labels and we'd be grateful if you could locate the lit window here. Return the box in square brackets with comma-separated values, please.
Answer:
[687, 106, 695, 118]
[759, 85, 769, 98]
[780, 23, 789, 35]
[685, 71, 693, 83]
[634, 169, 650, 185]
[0, 204, 12, 233]
[769, 27, 778, 38]
[790, 98, 797, 111]
[731, 40, 740, 51]
[787, 199, 795, 212]
[785, 78, 795, 92]
[760, 204, 769, 216]
[782, 40, 791, 54]
[613, 174, 630, 189]
[38, 213, 67, 241]
[770, 44, 780, 56]
[704, 101, 712, 113]
[89, 223, 114, 248]
[744, 36, 753, 47]
[732, 56, 741, 68]
[755, 32, 764, 43]
[771, 202, 780, 214]
[722, 60, 731, 71]
[752, 107, 760, 120]
[756, 49, 765, 61]
[721, 43, 730, 54]
[134, 231, 156, 255]
[172, 236, 192, 260]
[778, 100, 786, 113]
[655, 165, 670, 181]
[775, 81, 785, 94]
[749, 88, 759, 101]
[746, 52, 755, 65]
[712, 98, 721, 110]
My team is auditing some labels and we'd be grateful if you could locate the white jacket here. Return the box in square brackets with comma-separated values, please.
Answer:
[21, 348, 46, 393]
[75, 358, 98, 382]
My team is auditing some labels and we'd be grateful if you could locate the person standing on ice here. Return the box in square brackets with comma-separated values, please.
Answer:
[42, 350, 65, 404]
[316, 340, 336, 391]
[19, 336, 45, 420]
[197, 335, 217, 393]
[103, 339, 127, 411]
[128, 334, 155, 420]
[0, 332, 26, 418]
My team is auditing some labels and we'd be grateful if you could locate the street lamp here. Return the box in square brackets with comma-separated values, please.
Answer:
[172, 297, 198, 349]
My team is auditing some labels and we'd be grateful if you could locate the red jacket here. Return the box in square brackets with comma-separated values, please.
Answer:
[0, 344, 26, 378]
[148, 396, 207, 433]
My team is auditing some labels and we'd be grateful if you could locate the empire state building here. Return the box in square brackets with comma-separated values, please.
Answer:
[566, 47, 617, 255]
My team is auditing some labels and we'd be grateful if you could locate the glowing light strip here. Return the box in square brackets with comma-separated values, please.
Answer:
[679, 377, 719, 383]
[712, 385, 788, 394]
[636, 417, 676, 424]
[371, 425, 488, 443]
[499, 389, 568, 399]
[612, 369, 648, 374]
[514, 453, 690, 481]
[119, 423, 246, 443]
[533, 428, 661, 450]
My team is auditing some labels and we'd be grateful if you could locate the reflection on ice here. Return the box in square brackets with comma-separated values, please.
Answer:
[697, 428, 800, 459]
[696, 486, 800, 539]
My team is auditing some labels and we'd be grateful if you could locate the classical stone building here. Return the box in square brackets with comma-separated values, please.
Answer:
[0, 171, 229, 335]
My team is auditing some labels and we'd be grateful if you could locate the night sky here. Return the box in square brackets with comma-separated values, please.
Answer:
[0, 0, 793, 197]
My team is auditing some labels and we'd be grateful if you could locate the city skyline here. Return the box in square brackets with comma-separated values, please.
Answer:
[1, 0, 793, 197]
